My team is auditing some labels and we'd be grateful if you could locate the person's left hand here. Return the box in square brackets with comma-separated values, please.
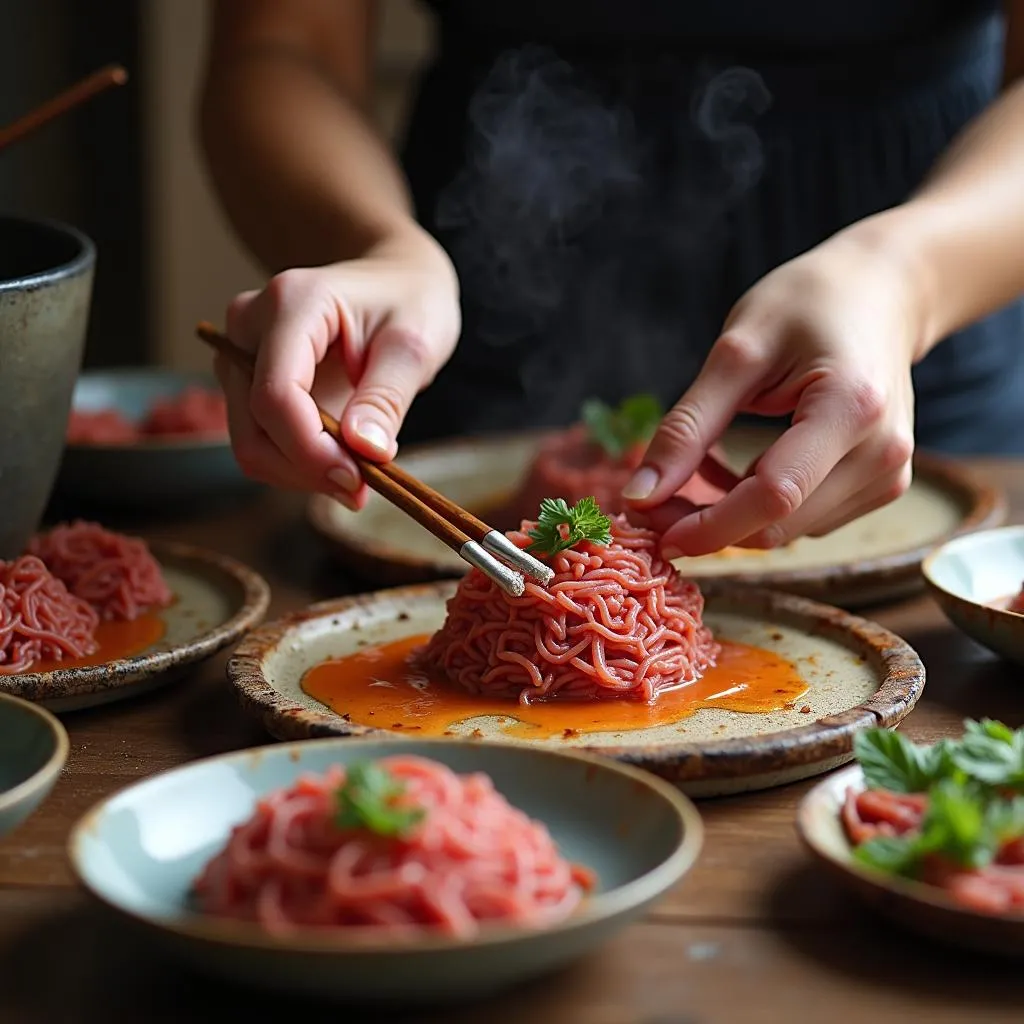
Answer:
[624, 223, 926, 557]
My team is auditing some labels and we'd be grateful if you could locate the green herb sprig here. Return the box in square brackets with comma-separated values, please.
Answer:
[581, 393, 663, 460]
[334, 762, 424, 838]
[526, 497, 612, 557]
[850, 720, 1024, 878]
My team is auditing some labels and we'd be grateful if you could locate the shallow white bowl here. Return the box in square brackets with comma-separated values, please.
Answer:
[922, 525, 1024, 666]
[68, 737, 703, 1004]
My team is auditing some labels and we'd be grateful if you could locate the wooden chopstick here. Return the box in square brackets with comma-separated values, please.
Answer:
[195, 322, 553, 594]
[0, 65, 128, 152]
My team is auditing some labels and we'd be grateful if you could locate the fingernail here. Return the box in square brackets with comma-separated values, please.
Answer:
[354, 419, 391, 454]
[662, 546, 683, 561]
[327, 466, 359, 493]
[622, 466, 659, 501]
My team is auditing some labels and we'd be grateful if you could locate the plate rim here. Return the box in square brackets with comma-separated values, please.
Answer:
[306, 436, 1007, 597]
[226, 580, 926, 783]
[66, 734, 704, 957]
[796, 763, 1024, 932]
[0, 540, 271, 702]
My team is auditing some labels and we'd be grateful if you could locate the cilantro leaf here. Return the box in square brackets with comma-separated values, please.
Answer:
[853, 728, 953, 794]
[526, 496, 612, 557]
[951, 719, 1024, 790]
[581, 393, 663, 460]
[334, 762, 424, 838]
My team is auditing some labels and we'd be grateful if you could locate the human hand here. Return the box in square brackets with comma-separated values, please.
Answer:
[216, 227, 460, 509]
[625, 225, 925, 556]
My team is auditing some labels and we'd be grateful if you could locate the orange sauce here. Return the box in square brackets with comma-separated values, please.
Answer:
[301, 634, 809, 739]
[31, 610, 166, 672]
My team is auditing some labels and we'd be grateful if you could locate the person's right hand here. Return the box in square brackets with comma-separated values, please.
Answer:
[216, 228, 461, 510]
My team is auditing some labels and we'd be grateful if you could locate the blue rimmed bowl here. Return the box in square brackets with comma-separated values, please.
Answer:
[54, 367, 254, 511]
[68, 737, 703, 1003]
[0, 692, 69, 838]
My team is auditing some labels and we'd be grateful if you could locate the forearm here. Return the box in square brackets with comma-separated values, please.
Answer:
[200, 47, 420, 272]
[843, 77, 1024, 359]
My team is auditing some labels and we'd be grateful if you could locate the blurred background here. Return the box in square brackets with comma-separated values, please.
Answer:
[0, 0, 434, 372]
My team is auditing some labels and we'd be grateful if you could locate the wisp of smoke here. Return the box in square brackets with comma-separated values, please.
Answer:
[434, 48, 771, 403]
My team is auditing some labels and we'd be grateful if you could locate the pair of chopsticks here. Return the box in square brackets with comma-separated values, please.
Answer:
[195, 323, 553, 597]
[0, 65, 127, 153]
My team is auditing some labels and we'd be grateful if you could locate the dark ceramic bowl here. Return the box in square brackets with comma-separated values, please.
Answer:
[53, 367, 255, 511]
[0, 215, 95, 558]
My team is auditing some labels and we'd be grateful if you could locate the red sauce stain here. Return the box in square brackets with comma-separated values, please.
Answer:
[301, 634, 808, 739]
[32, 611, 166, 672]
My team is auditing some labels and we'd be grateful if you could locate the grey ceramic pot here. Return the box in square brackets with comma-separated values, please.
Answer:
[0, 215, 95, 558]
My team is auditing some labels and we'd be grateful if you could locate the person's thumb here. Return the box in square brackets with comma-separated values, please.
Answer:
[340, 323, 438, 461]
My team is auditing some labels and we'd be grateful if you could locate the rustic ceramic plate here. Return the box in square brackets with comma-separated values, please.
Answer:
[797, 764, 1024, 957]
[69, 737, 703, 1003]
[227, 582, 925, 798]
[55, 368, 255, 510]
[307, 428, 1004, 608]
[922, 525, 1024, 667]
[0, 692, 68, 839]
[0, 541, 270, 711]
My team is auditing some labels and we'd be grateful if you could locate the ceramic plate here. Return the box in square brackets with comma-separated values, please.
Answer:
[69, 737, 703, 1003]
[54, 368, 255, 510]
[227, 582, 925, 797]
[0, 693, 68, 839]
[0, 541, 270, 711]
[307, 427, 1004, 608]
[922, 525, 1024, 667]
[797, 764, 1024, 957]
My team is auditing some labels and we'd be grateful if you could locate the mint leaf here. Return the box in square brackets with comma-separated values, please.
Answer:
[985, 793, 1024, 844]
[853, 728, 953, 794]
[951, 719, 1024, 790]
[854, 834, 920, 874]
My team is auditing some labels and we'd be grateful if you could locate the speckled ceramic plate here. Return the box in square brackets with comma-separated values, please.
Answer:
[923, 525, 1024, 667]
[69, 737, 702, 1003]
[307, 427, 1005, 608]
[797, 765, 1024, 957]
[54, 368, 255, 510]
[227, 582, 925, 797]
[1, 542, 270, 711]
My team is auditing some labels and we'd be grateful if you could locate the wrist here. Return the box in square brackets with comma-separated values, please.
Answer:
[368, 222, 459, 295]
[832, 205, 943, 362]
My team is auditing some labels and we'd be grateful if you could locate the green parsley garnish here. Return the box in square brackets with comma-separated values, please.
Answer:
[526, 496, 612, 557]
[850, 720, 1024, 880]
[581, 393, 663, 460]
[334, 762, 424, 838]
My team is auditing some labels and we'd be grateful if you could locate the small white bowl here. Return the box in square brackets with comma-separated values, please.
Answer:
[922, 525, 1024, 666]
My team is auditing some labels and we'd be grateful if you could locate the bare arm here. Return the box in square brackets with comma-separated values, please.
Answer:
[199, 0, 425, 271]
[851, 1, 1024, 356]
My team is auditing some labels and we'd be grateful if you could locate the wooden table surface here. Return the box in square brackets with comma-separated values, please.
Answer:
[3, 463, 1024, 1024]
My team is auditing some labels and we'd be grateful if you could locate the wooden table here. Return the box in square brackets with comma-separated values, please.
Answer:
[3, 463, 1024, 1024]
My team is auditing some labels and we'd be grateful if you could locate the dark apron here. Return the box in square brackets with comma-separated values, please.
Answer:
[397, 1, 1024, 454]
